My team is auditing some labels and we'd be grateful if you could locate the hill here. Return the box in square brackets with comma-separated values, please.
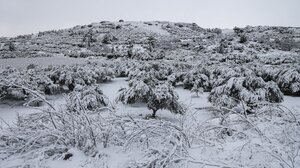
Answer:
[0, 21, 299, 59]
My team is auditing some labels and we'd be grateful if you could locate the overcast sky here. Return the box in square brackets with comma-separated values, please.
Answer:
[0, 0, 299, 37]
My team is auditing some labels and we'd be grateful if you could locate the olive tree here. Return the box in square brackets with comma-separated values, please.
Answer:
[117, 74, 185, 118]
[208, 76, 284, 112]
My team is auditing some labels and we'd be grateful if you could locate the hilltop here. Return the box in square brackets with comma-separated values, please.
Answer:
[0, 21, 299, 60]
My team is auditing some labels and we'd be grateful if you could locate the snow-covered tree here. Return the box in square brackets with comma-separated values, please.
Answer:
[208, 76, 284, 111]
[147, 83, 186, 117]
[102, 33, 118, 44]
[254, 66, 300, 96]
[209, 65, 239, 88]
[208, 65, 256, 88]
[146, 36, 157, 52]
[275, 68, 300, 96]
[117, 74, 185, 117]
[66, 85, 109, 111]
[49, 64, 114, 91]
[128, 61, 172, 81]
[239, 34, 247, 43]
[117, 73, 154, 105]
[183, 70, 209, 90]
[0, 67, 48, 106]
[277, 38, 297, 51]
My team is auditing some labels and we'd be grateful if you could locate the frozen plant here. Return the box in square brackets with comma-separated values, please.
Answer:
[117, 74, 186, 118]
[66, 85, 109, 111]
[275, 68, 300, 96]
[208, 76, 284, 112]
[191, 84, 204, 97]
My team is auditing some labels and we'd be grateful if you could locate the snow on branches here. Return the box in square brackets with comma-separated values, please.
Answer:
[66, 85, 109, 111]
[117, 71, 186, 117]
[208, 76, 284, 111]
[275, 68, 300, 96]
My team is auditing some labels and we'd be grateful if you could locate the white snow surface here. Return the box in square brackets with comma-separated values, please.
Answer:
[1, 77, 300, 168]
[0, 55, 86, 68]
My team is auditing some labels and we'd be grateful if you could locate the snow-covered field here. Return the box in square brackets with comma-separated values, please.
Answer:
[0, 77, 212, 168]
[2, 77, 299, 125]
[0, 77, 213, 126]
[1, 77, 300, 168]
[0, 55, 90, 68]
[1, 22, 300, 168]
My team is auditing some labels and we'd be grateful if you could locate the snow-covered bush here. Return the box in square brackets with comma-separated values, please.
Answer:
[0, 109, 191, 168]
[123, 119, 190, 167]
[0, 63, 116, 106]
[254, 65, 300, 96]
[258, 52, 297, 65]
[239, 34, 247, 43]
[182, 103, 300, 168]
[49, 63, 114, 91]
[274, 68, 300, 96]
[117, 72, 154, 103]
[146, 36, 158, 52]
[0, 84, 189, 167]
[3, 41, 16, 51]
[112, 59, 140, 77]
[147, 83, 186, 117]
[277, 38, 297, 51]
[183, 68, 210, 91]
[208, 76, 284, 111]
[222, 53, 256, 64]
[167, 62, 194, 86]
[66, 85, 109, 111]
[251, 64, 279, 82]
[0, 107, 116, 162]
[128, 61, 173, 81]
[134, 50, 165, 60]
[0, 67, 47, 106]
[207, 64, 257, 89]
[117, 73, 185, 117]
[208, 65, 240, 88]
[0, 84, 117, 162]
[167, 72, 186, 86]
[102, 33, 118, 44]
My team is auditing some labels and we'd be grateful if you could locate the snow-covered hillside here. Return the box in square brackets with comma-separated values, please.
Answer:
[0, 21, 300, 168]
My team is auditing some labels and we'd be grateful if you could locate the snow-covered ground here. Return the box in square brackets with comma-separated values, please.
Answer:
[1, 77, 300, 126]
[0, 77, 213, 125]
[0, 55, 92, 68]
[0, 77, 214, 168]
[1, 77, 300, 168]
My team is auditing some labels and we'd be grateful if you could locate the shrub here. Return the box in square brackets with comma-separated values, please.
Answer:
[208, 76, 284, 111]
[128, 61, 172, 81]
[102, 34, 111, 44]
[278, 38, 297, 51]
[8, 41, 16, 51]
[0, 67, 49, 106]
[209, 65, 239, 88]
[66, 85, 109, 111]
[147, 82, 186, 117]
[102, 34, 118, 44]
[183, 70, 209, 91]
[239, 34, 247, 43]
[116, 25, 122, 29]
[274, 68, 300, 96]
[146, 36, 157, 52]
[49, 64, 114, 91]
[233, 27, 244, 34]
[117, 74, 185, 117]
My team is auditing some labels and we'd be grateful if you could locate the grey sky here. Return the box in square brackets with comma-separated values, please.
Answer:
[0, 0, 299, 37]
